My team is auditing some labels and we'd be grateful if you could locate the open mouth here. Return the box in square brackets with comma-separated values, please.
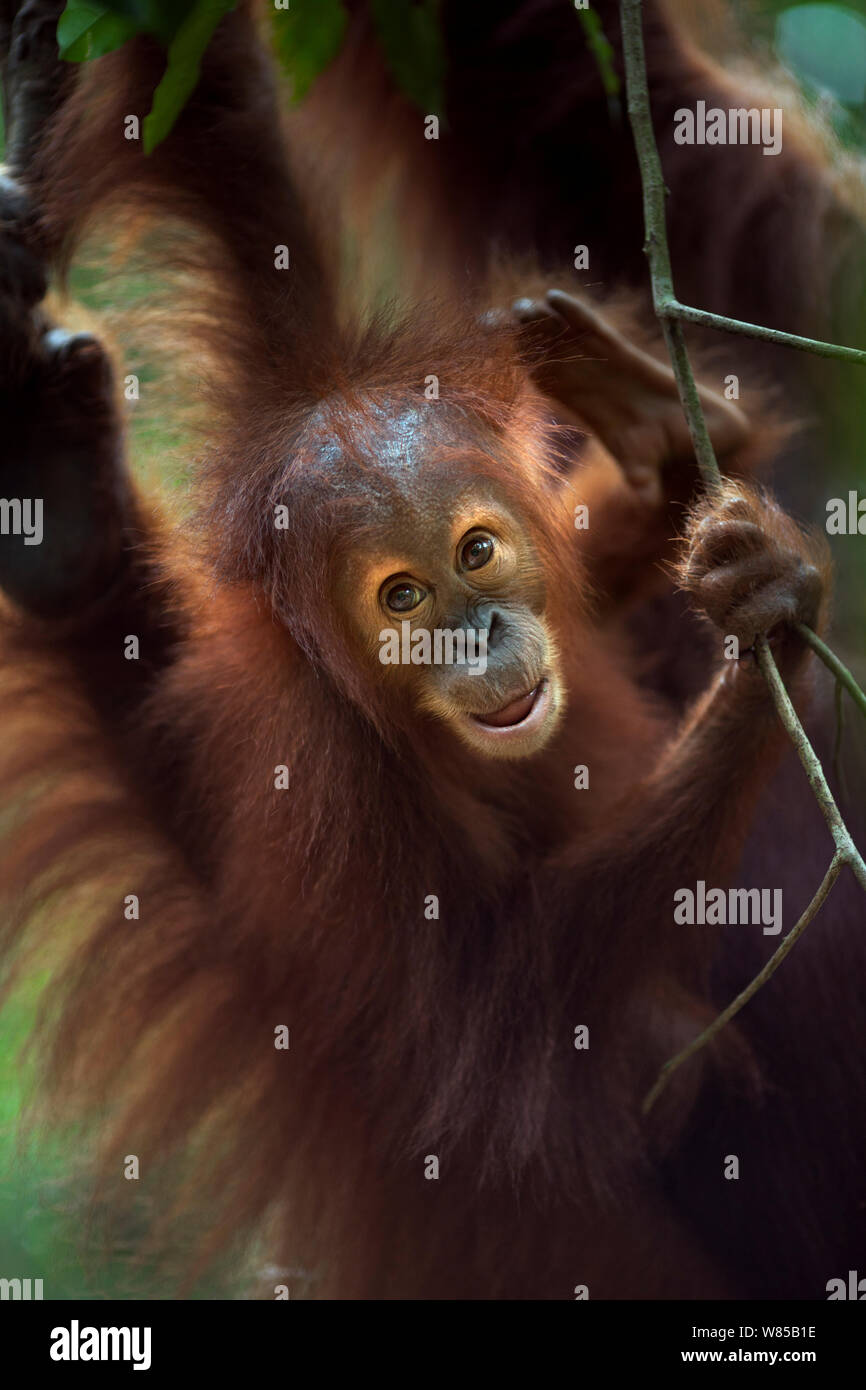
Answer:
[455, 674, 561, 758]
[475, 678, 547, 733]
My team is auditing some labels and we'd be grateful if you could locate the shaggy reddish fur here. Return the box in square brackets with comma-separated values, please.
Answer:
[0, 1, 862, 1300]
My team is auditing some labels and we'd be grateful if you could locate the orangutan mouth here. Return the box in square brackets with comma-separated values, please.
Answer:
[472, 680, 548, 729]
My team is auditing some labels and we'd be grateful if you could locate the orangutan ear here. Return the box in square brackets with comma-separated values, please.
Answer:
[511, 289, 749, 503]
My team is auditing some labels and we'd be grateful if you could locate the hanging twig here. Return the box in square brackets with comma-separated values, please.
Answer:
[616, 0, 866, 1111]
[643, 854, 843, 1114]
[659, 301, 866, 366]
[795, 622, 866, 722]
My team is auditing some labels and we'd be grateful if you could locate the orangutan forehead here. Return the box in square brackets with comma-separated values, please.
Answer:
[305, 395, 494, 471]
[292, 394, 505, 517]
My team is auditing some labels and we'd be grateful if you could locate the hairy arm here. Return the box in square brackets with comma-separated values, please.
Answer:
[0, 0, 327, 723]
[570, 482, 830, 931]
[0, 179, 185, 724]
[514, 289, 759, 609]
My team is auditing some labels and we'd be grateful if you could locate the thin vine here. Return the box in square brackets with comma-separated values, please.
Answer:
[615, 0, 866, 1111]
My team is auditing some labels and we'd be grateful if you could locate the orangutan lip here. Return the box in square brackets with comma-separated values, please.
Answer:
[473, 680, 545, 729]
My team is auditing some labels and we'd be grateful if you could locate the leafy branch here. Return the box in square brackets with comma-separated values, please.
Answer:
[56, 0, 447, 152]
[616, 0, 866, 1112]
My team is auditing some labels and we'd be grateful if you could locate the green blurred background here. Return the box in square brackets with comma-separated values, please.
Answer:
[0, 0, 865, 1298]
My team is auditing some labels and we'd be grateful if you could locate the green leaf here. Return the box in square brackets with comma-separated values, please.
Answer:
[269, 0, 348, 102]
[370, 0, 445, 115]
[577, 6, 621, 102]
[57, 1, 205, 64]
[62, 14, 139, 62]
[58, 2, 109, 55]
[99, 2, 198, 44]
[70, 1, 202, 44]
[141, 0, 236, 154]
[58, 3, 137, 61]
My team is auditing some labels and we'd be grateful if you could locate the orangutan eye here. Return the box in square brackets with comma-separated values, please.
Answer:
[383, 580, 426, 613]
[460, 533, 495, 571]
